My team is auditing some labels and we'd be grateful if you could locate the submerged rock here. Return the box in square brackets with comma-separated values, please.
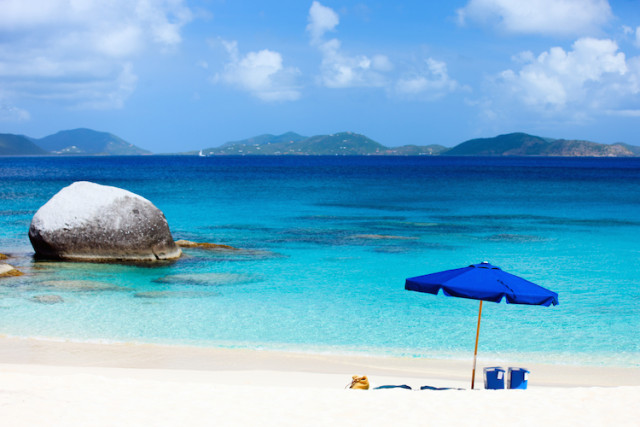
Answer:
[30, 294, 64, 304]
[40, 280, 121, 292]
[133, 290, 220, 299]
[152, 272, 259, 286]
[485, 233, 546, 243]
[28, 181, 181, 262]
[350, 234, 417, 240]
[175, 239, 282, 260]
[0, 263, 23, 277]
[175, 240, 239, 251]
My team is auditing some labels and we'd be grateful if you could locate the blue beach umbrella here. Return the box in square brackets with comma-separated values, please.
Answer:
[405, 261, 559, 389]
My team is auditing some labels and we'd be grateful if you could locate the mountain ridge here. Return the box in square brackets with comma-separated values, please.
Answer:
[444, 132, 635, 157]
[201, 131, 636, 157]
[0, 128, 150, 156]
[200, 131, 450, 156]
[0, 133, 48, 155]
[37, 128, 151, 155]
[1, 129, 638, 157]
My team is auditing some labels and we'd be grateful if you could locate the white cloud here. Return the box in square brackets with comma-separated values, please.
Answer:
[0, 0, 192, 111]
[94, 25, 144, 58]
[493, 38, 640, 116]
[396, 59, 463, 98]
[0, 0, 191, 49]
[214, 40, 301, 102]
[135, 0, 192, 47]
[457, 0, 613, 36]
[307, 1, 339, 45]
[316, 38, 389, 88]
[0, 104, 30, 122]
[307, 2, 391, 89]
[306, 2, 463, 99]
[636, 27, 640, 48]
[371, 55, 394, 72]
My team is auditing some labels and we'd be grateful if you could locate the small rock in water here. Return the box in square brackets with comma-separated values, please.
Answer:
[30, 294, 64, 304]
[0, 263, 23, 277]
[0, 253, 8, 260]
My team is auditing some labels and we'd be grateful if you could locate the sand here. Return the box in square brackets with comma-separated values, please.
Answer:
[0, 337, 638, 426]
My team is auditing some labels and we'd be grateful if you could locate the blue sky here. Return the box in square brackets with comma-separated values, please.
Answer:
[1, 0, 639, 152]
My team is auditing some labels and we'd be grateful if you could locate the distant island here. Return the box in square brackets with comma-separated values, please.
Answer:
[188, 132, 447, 156]
[443, 133, 640, 157]
[192, 131, 640, 157]
[2, 128, 639, 157]
[0, 128, 151, 156]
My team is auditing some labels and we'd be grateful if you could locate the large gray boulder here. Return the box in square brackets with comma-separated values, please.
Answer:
[29, 181, 181, 262]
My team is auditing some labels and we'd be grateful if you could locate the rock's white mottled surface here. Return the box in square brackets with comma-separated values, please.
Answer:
[29, 181, 181, 262]
[31, 182, 148, 232]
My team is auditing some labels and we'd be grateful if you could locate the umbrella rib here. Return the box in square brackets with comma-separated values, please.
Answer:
[496, 279, 516, 301]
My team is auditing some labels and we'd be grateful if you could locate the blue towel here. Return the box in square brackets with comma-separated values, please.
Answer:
[420, 385, 464, 391]
[373, 385, 412, 390]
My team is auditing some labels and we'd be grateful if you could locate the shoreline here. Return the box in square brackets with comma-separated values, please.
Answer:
[1, 336, 638, 388]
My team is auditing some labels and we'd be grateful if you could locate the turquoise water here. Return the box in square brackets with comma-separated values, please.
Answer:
[0, 156, 639, 366]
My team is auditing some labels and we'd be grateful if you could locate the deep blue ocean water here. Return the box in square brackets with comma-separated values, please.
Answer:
[0, 155, 639, 367]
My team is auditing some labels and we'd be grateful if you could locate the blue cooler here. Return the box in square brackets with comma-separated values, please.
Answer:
[508, 368, 530, 389]
[483, 367, 505, 389]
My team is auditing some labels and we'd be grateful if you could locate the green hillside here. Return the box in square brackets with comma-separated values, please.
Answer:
[444, 133, 550, 156]
[444, 133, 636, 157]
[203, 132, 388, 155]
[615, 143, 640, 155]
[0, 134, 48, 155]
[219, 132, 307, 148]
[285, 132, 386, 155]
[389, 144, 449, 155]
[37, 128, 150, 155]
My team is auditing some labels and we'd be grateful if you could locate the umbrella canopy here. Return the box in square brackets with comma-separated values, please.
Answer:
[405, 262, 559, 306]
[405, 261, 558, 389]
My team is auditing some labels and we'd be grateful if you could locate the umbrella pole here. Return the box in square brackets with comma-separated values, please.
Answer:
[471, 300, 483, 389]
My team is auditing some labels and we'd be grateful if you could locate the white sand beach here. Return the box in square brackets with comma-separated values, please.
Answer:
[0, 337, 639, 426]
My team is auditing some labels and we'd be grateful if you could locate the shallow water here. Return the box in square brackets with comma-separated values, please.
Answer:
[0, 156, 639, 366]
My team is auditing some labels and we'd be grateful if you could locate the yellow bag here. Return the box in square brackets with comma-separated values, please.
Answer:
[346, 375, 369, 390]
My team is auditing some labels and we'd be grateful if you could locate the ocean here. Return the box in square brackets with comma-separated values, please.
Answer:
[0, 155, 638, 367]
